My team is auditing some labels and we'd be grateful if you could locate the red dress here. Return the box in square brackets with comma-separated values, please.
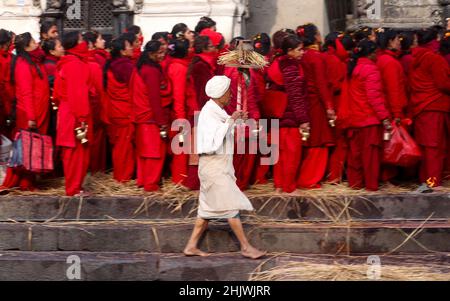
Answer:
[409, 44, 450, 186]
[323, 47, 347, 183]
[2, 53, 50, 191]
[167, 57, 200, 189]
[0, 49, 14, 138]
[130, 63, 171, 192]
[266, 55, 309, 193]
[105, 56, 135, 183]
[297, 47, 335, 189]
[54, 43, 92, 196]
[341, 58, 390, 191]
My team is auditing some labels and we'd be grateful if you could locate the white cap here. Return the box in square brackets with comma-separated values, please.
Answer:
[205, 75, 231, 99]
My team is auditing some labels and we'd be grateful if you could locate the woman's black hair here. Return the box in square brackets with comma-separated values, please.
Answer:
[296, 23, 319, 47]
[353, 26, 373, 43]
[252, 33, 271, 56]
[323, 32, 340, 51]
[229, 36, 245, 51]
[416, 27, 439, 46]
[341, 34, 356, 51]
[440, 31, 450, 56]
[399, 31, 415, 54]
[0, 29, 11, 47]
[168, 38, 190, 59]
[62, 31, 80, 51]
[272, 29, 294, 50]
[122, 32, 137, 45]
[193, 35, 211, 54]
[39, 20, 57, 40]
[103, 36, 129, 88]
[82, 31, 99, 46]
[126, 25, 141, 36]
[41, 38, 59, 55]
[347, 39, 378, 78]
[10, 32, 43, 84]
[195, 16, 216, 33]
[171, 23, 189, 39]
[152, 32, 170, 42]
[376, 28, 399, 50]
[137, 40, 162, 72]
[281, 35, 303, 55]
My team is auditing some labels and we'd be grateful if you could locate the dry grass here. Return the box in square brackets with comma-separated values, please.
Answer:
[249, 258, 450, 281]
[5, 172, 447, 198]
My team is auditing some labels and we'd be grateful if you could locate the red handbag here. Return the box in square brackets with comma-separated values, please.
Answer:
[259, 90, 288, 119]
[20, 130, 54, 173]
[383, 123, 422, 167]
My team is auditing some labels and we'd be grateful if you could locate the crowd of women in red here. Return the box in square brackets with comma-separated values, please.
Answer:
[0, 17, 449, 196]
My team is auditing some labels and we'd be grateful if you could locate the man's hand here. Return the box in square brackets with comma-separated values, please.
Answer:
[28, 120, 37, 129]
[231, 111, 243, 121]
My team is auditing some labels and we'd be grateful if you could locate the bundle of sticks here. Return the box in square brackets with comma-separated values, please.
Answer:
[218, 40, 268, 111]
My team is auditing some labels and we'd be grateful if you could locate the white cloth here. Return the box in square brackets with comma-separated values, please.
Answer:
[205, 75, 231, 99]
[196, 100, 254, 219]
[196, 100, 235, 155]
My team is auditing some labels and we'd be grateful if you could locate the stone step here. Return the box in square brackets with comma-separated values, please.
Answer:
[0, 220, 449, 255]
[0, 251, 449, 281]
[1, 193, 450, 221]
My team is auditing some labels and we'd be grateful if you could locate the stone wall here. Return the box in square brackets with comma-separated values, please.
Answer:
[245, 0, 329, 38]
[134, 0, 247, 42]
[351, 0, 445, 29]
[0, 0, 42, 38]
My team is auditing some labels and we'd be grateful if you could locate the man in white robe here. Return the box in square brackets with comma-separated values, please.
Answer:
[183, 76, 266, 259]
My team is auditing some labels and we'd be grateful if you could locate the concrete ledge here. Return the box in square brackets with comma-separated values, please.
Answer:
[1, 193, 450, 221]
[0, 220, 449, 254]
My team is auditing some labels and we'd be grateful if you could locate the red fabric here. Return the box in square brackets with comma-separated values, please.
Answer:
[301, 48, 335, 147]
[324, 47, 346, 95]
[414, 111, 449, 186]
[43, 54, 58, 84]
[252, 156, 270, 185]
[0, 49, 14, 136]
[200, 28, 223, 47]
[171, 152, 188, 186]
[339, 58, 390, 128]
[223, 67, 261, 119]
[130, 64, 170, 126]
[131, 47, 141, 65]
[445, 53, 450, 67]
[13, 56, 50, 131]
[108, 123, 135, 182]
[105, 58, 133, 125]
[376, 50, 408, 118]
[327, 128, 348, 183]
[1, 167, 35, 190]
[233, 152, 257, 191]
[54, 46, 92, 148]
[61, 142, 90, 196]
[20, 130, 54, 173]
[135, 123, 167, 191]
[87, 59, 107, 173]
[190, 54, 216, 109]
[400, 53, 413, 77]
[409, 45, 450, 117]
[347, 125, 383, 191]
[91, 49, 110, 69]
[167, 57, 199, 121]
[273, 127, 302, 193]
[297, 148, 329, 189]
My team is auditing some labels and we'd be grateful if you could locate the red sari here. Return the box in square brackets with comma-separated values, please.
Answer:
[297, 46, 335, 188]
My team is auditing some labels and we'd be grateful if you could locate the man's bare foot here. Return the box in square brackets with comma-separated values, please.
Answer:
[274, 188, 283, 194]
[183, 247, 210, 257]
[241, 245, 267, 259]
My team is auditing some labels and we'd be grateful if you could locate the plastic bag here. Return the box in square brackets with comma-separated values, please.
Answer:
[383, 122, 422, 167]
